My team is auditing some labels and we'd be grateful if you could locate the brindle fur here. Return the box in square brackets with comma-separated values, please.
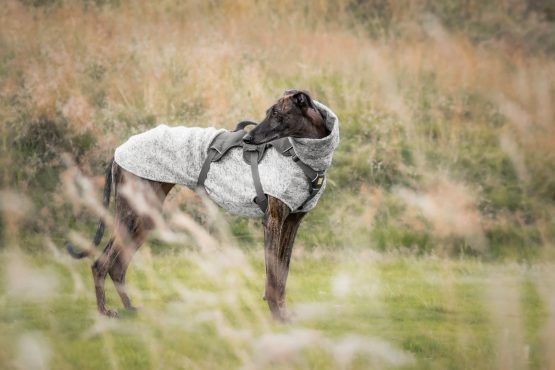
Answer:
[90, 163, 174, 317]
[263, 197, 305, 320]
[69, 90, 326, 321]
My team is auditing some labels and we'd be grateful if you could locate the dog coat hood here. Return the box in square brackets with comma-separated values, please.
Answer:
[114, 101, 339, 217]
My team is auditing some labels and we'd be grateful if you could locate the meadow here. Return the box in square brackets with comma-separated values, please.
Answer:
[1, 248, 554, 370]
[0, 0, 554, 369]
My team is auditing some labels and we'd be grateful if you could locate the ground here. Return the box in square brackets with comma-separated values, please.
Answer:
[0, 2, 554, 369]
[0, 248, 551, 370]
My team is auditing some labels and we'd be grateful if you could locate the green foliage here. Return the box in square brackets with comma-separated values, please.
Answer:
[1, 252, 550, 369]
[486, 225, 542, 260]
[349, 0, 555, 54]
[521, 279, 548, 370]
[372, 224, 432, 253]
[0, 0, 553, 259]
[229, 218, 256, 247]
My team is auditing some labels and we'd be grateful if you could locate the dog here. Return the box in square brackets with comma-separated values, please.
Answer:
[67, 90, 339, 321]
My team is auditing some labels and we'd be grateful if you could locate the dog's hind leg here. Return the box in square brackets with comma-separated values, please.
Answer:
[108, 255, 134, 311]
[91, 164, 135, 317]
[263, 196, 306, 321]
[112, 175, 175, 311]
[91, 203, 144, 317]
[107, 225, 148, 312]
[92, 237, 119, 317]
[95, 211, 149, 316]
[92, 164, 174, 317]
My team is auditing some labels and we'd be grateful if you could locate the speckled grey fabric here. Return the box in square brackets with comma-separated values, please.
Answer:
[114, 101, 339, 217]
[114, 126, 225, 187]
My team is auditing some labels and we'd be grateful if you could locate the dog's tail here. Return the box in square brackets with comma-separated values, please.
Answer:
[66, 158, 114, 259]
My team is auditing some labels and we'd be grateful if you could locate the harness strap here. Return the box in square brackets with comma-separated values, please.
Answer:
[283, 147, 325, 211]
[197, 148, 218, 188]
[196, 122, 325, 214]
[248, 150, 268, 212]
[234, 120, 258, 131]
[197, 120, 257, 188]
[297, 173, 325, 211]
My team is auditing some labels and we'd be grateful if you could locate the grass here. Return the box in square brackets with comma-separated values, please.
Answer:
[0, 1, 554, 368]
[1, 0, 554, 258]
[0, 247, 551, 370]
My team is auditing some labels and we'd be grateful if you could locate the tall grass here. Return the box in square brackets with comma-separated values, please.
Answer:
[1, 0, 553, 258]
[0, 1, 554, 368]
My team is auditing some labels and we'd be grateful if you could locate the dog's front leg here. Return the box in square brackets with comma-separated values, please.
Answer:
[263, 197, 305, 322]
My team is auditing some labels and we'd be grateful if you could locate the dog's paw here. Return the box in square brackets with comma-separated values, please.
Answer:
[100, 308, 119, 318]
[271, 310, 291, 323]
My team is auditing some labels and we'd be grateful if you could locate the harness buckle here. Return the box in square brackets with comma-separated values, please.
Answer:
[243, 143, 259, 152]
[312, 172, 325, 189]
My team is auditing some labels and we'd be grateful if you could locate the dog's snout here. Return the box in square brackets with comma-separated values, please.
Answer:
[243, 133, 253, 144]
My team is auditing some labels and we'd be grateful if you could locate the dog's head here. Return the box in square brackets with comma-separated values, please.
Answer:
[243, 90, 326, 145]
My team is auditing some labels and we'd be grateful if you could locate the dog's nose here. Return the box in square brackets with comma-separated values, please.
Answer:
[243, 133, 253, 144]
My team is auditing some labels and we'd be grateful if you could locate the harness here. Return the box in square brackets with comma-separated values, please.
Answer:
[196, 121, 325, 213]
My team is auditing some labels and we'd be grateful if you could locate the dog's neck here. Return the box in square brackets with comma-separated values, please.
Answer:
[290, 105, 339, 172]
[303, 107, 329, 139]
[302, 120, 329, 139]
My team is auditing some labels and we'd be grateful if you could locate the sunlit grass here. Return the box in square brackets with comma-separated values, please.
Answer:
[1, 0, 553, 257]
[0, 249, 551, 369]
[0, 0, 554, 369]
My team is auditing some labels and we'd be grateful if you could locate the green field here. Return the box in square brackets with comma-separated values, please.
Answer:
[0, 247, 553, 370]
[1, 0, 554, 369]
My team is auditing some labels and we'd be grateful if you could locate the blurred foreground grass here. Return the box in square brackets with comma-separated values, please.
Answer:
[0, 1, 554, 368]
[1, 248, 553, 370]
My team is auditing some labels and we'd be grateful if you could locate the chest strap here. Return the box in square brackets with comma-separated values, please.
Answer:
[243, 141, 326, 213]
[244, 145, 269, 211]
[197, 148, 218, 188]
[197, 122, 325, 214]
[282, 145, 325, 212]
[197, 120, 258, 188]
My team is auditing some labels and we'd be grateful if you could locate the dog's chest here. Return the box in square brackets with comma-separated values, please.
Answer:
[205, 147, 310, 217]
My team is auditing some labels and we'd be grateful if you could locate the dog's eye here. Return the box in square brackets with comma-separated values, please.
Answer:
[272, 110, 283, 123]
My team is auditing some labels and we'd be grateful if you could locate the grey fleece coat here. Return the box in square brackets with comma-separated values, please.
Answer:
[114, 101, 339, 217]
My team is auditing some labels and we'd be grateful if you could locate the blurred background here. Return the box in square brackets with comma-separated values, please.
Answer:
[0, 0, 554, 369]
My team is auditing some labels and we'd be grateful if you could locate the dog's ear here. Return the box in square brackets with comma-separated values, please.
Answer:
[292, 91, 322, 124]
[292, 91, 315, 110]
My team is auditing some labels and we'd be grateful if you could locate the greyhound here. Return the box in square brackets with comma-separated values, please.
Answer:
[66, 90, 339, 321]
